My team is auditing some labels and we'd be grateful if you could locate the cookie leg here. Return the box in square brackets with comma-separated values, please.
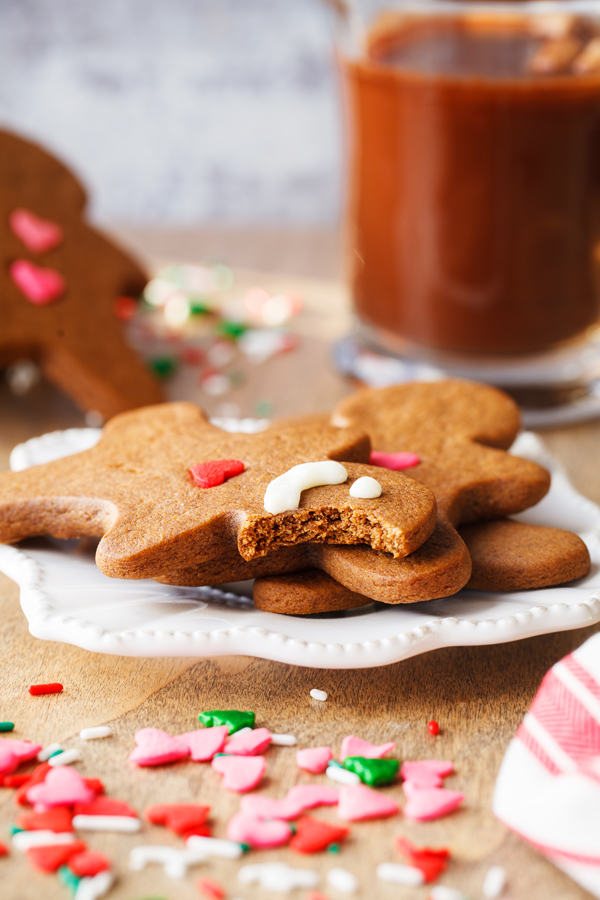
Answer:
[253, 568, 373, 615]
[460, 519, 591, 591]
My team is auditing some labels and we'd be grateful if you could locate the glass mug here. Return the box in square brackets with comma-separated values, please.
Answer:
[336, 0, 600, 421]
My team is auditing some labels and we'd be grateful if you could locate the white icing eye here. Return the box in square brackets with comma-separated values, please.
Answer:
[349, 476, 382, 499]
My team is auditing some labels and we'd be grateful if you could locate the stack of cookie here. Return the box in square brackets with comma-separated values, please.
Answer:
[0, 381, 589, 615]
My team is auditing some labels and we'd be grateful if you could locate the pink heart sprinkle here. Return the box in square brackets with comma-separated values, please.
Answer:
[10, 260, 66, 305]
[340, 736, 396, 761]
[225, 727, 271, 756]
[402, 783, 464, 821]
[178, 726, 228, 762]
[337, 785, 399, 822]
[241, 784, 339, 820]
[129, 728, 190, 767]
[0, 739, 42, 775]
[369, 451, 420, 471]
[211, 755, 265, 792]
[296, 746, 333, 774]
[9, 208, 63, 253]
[26, 766, 96, 809]
[227, 811, 292, 848]
[401, 760, 454, 788]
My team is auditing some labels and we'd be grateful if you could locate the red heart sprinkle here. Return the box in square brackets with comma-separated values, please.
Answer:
[68, 850, 111, 878]
[9, 208, 63, 253]
[26, 840, 87, 873]
[10, 260, 66, 305]
[73, 796, 137, 818]
[289, 816, 350, 854]
[14, 763, 51, 806]
[145, 803, 211, 835]
[0, 843, 8, 856]
[197, 877, 225, 900]
[83, 778, 105, 795]
[189, 459, 245, 489]
[395, 836, 450, 883]
[17, 807, 74, 832]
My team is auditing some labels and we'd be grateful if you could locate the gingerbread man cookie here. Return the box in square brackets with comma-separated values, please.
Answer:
[0, 402, 438, 582]
[0, 129, 163, 418]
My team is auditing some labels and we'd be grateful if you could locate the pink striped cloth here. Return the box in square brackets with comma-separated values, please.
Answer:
[493, 632, 600, 898]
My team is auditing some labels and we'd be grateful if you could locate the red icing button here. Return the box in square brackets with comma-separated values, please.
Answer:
[145, 803, 210, 835]
[10, 260, 65, 305]
[289, 816, 350, 854]
[17, 807, 74, 832]
[9, 208, 63, 253]
[68, 850, 111, 877]
[113, 295, 138, 321]
[189, 459, 245, 489]
[26, 840, 87, 873]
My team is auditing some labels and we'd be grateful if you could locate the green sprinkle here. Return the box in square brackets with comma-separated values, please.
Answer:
[48, 748, 64, 759]
[342, 756, 399, 786]
[328, 760, 344, 769]
[239, 843, 251, 853]
[327, 843, 341, 853]
[198, 710, 255, 734]
[190, 299, 212, 316]
[0, 722, 14, 732]
[58, 865, 81, 895]
[289, 824, 297, 835]
[8, 826, 24, 836]
[149, 357, 178, 380]
[255, 400, 273, 418]
[217, 321, 247, 340]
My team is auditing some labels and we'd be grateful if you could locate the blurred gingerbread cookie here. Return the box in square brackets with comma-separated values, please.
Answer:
[0, 129, 163, 418]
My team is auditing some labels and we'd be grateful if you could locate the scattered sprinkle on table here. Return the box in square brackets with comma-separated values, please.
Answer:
[483, 864, 507, 899]
[29, 683, 63, 696]
[326, 866, 358, 894]
[270, 733, 297, 746]
[325, 764, 360, 786]
[37, 742, 63, 762]
[79, 726, 112, 741]
[428, 720, 440, 735]
[197, 876, 226, 899]
[310, 689, 328, 702]
[377, 862, 425, 886]
[48, 748, 81, 767]
[429, 886, 466, 900]
[73, 815, 142, 833]
[0, 722, 14, 732]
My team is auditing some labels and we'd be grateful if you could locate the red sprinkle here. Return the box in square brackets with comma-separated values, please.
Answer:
[427, 720, 440, 736]
[26, 840, 87, 873]
[289, 816, 350, 854]
[307, 893, 331, 900]
[29, 683, 63, 696]
[395, 836, 450, 883]
[2, 774, 31, 788]
[14, 763, 51, 806]
[113, 295, 138, 321]
[197, 877, 225, 899]
[0, 842, 8, 856]
[68, 850, 111, 877]
[189, 459, 245, 489]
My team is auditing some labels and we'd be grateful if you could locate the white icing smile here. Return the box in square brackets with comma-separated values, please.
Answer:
[264, 460, 348, 515]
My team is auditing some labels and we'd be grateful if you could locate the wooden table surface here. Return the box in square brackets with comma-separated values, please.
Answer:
[1, 228, 599, 900]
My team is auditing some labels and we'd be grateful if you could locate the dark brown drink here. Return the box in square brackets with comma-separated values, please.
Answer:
[343, 12, 600, 355]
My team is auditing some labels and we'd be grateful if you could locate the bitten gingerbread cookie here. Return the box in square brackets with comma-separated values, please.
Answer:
[0, 129, 163, 418]
[0, 402, 437, 583]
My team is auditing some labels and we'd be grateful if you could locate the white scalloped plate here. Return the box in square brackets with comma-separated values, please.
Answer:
[2, 428, 600, 668]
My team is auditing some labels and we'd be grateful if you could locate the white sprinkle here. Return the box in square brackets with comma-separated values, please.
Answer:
[37, 742, 62, 762]
[49, 748, 81, 767]
[238, 862, 319, 892]
[79, 726, 111, 741]
[74, 870, 114, 900]
[327, 866, 358, 894]
[483, 865, 507, 899]
[310, 689, 328, 702]
[429, 887, 466, 900]
[72, 815, 141, 833]
[186, 835, 244, 859]
[349, 476, 382, 499]
[233, 726, 253, 737]
[270, 733, 297, 746]
[377, 863, 425, 886]
[12, 830, 75, 851]
[326, 764, 360, 786]
[129, 845, 206, 879]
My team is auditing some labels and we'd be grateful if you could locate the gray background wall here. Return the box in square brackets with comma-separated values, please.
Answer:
[0, 0, 344, 226]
